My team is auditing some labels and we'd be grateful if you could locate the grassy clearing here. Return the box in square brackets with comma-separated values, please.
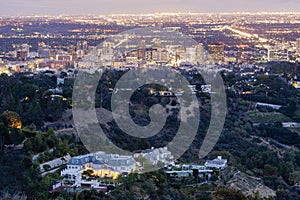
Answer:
[246, 111, 292, 124]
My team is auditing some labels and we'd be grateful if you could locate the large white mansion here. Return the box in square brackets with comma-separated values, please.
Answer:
[55, 148, 174, 190]
[61, 151, 137, 185]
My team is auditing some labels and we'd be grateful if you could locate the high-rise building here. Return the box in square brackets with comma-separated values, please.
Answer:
[138, 40, 146, 60]
[158, 49, 169, 63]
[77, 41, 88, 52]
[76, 49, 85, 59]
[38, 47, 50, 58]
[175, 48, 186, 62]
[98, 41, 114, 66]
[15, 44, 31, 61]
[185, 47, 197, 63]
[196, 43, 204, 64]
[76, 41, 88, 58]
[16, 50, 28, 61]
[208, 43, 224, 64]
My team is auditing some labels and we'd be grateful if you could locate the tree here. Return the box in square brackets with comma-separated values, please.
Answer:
[289, 171, 300, 185]
[47, 127, 55, 135]
[3, 111, 22, 129]
[32, 134, 45, 153]
[0, 123, 8, 150]
[25, 102, 44, 127]
[193, 169, 199, 179]
[43, 164, 51, 172]
[263, 164, 278, 176]
[215, 186, 247, 200]
[23, 139, 33, 152]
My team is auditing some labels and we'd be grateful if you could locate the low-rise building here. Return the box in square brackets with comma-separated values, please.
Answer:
[40, 154, 71, 173]
[166, 164, 214, 179]
[205, 156, 228, 170]
[60, 151, 137, 187]
[255, 102, 282, 110]
[134, 147, 174, 166]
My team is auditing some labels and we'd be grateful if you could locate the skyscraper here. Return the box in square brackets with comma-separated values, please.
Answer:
[196, 43, 204, 64]
[208, 43, 224, 64]
[77, 41, 88, 51]
[185, 47, 197, 63]
[138, 40, 146, 60]
[16, 50, 28, 61]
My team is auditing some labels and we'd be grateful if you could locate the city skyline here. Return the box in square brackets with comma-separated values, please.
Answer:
[1, 0, 300, 15]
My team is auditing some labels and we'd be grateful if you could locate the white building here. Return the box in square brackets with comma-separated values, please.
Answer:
[255, 102, 282, 110]
[40, 154, 71, 173]
[61, 151, 137, 185]
[134, 147, 174, 166]
[205, 156, 228, 170]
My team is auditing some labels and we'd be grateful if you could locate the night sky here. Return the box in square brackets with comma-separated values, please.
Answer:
[1, 0, 300, 15]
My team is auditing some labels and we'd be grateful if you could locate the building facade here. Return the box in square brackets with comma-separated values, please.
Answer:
[205, 156, 228, 170]
[61, 151, 137, 184]
[208, 43, 224, 64]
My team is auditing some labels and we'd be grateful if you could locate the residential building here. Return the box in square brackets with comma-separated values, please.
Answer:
[255, 102, 282, 110]
[134, 147, 174, 166]
[205, 156, 228, 170]
[165, 164, 213, 179]
[61, 151, 137, 185]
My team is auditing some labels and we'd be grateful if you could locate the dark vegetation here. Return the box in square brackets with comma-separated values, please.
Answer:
[0, 64, 300, 199]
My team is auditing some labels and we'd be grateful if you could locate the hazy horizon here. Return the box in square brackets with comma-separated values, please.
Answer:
[0, 0, 300, 16]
